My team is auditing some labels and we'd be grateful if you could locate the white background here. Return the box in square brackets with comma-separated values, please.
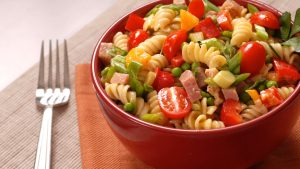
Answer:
[0, 0, 116, 91]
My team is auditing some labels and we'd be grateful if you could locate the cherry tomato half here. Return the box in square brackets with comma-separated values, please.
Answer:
[273, 59, 300, 84]
[152, 68, 175, 92]
[250, 11, 280, 29]
[163, 30, 187, 62]
[158, 86, 192, 119]
[240, 42, 266, 76]
[188, 0, 205, 19]
[128, 29, 149, 50]
[220, 99, 243, 126]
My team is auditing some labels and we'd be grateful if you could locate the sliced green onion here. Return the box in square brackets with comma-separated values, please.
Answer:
[221, 31, 233, 38]
[124, 102, 135, 112]
[257, 84, 266, 92]
[228, 52, 242, 74]
[201, 38, 224, 51]
[247, 3, 259, 14]
[233, 73, 250, 86]
[255, 24, 268, 40]
[240, 92, 251, 103]
[201, 91, 212, 98]
[141, 113, 163, 124]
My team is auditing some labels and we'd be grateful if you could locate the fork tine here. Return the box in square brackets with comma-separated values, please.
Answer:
[37, 41, 45, 89]
[55, 40, 60, 88]
[48, 40, 53, 89]
[63, 39, 70, 88]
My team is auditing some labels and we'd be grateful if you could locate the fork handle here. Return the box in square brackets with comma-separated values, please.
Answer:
[34, 106, 53, 169]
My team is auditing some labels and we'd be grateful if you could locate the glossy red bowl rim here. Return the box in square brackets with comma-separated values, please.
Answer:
[91, 0, 300, 136]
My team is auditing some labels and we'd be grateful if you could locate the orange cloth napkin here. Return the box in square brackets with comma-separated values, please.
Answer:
[75, 64, 300, 169]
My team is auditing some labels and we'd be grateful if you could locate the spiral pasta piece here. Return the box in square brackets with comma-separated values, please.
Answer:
[277, 87, 294, 100]
[105, 83, 136, 104]
[148, 54, 169, 71]
[153, 16, 181, 36]
[184, 112, 225, 130]
[231, 18, 252, 47]
[153, 8, 176, 31]
[169, 119, 189, 129]
[241, 100, 268, 121]
[143, 14, 155, 31]
[193, 98, 218, 115]
[147, 90, 162, 114]
[147, 90, 168, 124]
[257, 41, 296, 64]
[135, 97, 150, 117]
[137, 35, 167, 55]
[182, 42, 227, 69]
[113, 32, 128, 51]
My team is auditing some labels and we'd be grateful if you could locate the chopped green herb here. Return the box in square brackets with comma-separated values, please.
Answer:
[280, 12, 291, 41]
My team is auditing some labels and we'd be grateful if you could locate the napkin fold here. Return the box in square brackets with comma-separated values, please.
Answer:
[75, 64, 300, 169]
[75, 64, 152, 169]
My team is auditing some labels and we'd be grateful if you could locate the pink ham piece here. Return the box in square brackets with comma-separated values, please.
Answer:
[222, 88, 239, 101]
[98, 42, 113, 65]
[110, 72, 129, 85]
[179, 70, 201, 102]
[195, 67, 206, 88]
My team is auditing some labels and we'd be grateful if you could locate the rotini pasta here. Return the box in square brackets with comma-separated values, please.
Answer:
[113, 32, 128, 51]
[182, 42, 227, 69]
[137, 35, 167, 55]
[105, 83, 136, 104]
[241, 100, 268, 121]
[135, 97, 150, 117]
[153, 8, 176, 31]
[231, 18, 252, 47]
[184, 112, 225, 130]
[147, 90, 168, 124]
[257, 41, 296, 64]
[153, 16, 181, 36]
[148, 54, 169, 71]
[277, 87, 294, 100]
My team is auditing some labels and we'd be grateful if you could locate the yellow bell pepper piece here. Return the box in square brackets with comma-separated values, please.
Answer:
[125, 47, 151, 67]
[246, 89, 260, 102]
[180, 9, 199, 31]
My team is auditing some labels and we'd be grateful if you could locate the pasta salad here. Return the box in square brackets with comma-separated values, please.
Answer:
[98, 0, 300, 130]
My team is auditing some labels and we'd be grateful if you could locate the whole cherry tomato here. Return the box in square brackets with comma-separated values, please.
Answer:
[163, 30, 187, 62]
[250, 11, 280, 29]
[128, 29, 149, 50]
[158, 86, 192, 119]
[240, 42, 266, 76]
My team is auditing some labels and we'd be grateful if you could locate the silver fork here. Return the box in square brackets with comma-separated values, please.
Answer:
[35, 40, 70, 169]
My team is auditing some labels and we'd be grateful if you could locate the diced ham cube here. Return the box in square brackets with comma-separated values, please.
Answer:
[98, 42, 113, 65]
[110, 72, 129, 85]
[195, 67, 207, 88]
[179, 70, 201, 102]
[205, 68, 219, 78]
[220, 0, 244, 18]
[222, 88, 239, 101]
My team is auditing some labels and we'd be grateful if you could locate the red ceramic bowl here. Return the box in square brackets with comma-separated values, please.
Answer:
[91, 1, 300, 168]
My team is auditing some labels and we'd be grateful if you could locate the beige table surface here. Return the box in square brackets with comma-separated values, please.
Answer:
[0, 0, 299, 168]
